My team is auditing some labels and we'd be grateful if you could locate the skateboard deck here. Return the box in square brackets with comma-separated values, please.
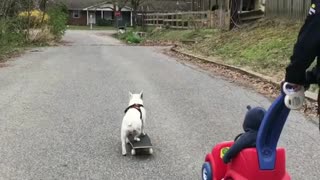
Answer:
[128, 134, 152, 149]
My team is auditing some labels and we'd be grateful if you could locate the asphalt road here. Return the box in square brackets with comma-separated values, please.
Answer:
[0, 30, 319, 180]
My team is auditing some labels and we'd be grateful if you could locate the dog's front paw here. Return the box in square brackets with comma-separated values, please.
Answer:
[134, 137, 140, 142]
[122, 147, 127, 156]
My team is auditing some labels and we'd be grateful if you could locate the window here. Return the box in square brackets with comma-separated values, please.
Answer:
[73, 10, 80, 18]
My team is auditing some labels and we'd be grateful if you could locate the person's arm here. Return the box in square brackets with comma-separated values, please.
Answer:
[222, 133, 256, 164]
[285, 14, 320, 85]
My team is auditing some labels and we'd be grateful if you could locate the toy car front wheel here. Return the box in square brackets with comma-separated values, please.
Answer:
[202, 162, 212, 180]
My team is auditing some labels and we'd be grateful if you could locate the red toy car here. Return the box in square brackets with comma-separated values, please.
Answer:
[202, 141, 290, 180]
[202, 93, 292, 180]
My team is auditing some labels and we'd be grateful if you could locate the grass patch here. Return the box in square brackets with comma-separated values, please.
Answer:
[145, 28, 218, 43]
[191, 20, 301, 79]
[143, 19, 302, 82]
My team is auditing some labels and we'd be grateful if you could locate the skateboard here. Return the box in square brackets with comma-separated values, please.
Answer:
[128, 133, 153, 155]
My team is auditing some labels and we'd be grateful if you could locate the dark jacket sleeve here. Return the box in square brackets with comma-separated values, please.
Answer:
[285, 14, 320, 85]
[223, 132, 256, 164]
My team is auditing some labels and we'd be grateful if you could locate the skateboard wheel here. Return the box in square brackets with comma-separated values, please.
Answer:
[202, 162, 212, 180]
[149, 148, 153, 154]
[131, 149, 136, 156]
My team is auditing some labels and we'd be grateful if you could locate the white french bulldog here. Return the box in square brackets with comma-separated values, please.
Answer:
[121, 91, 146, 156]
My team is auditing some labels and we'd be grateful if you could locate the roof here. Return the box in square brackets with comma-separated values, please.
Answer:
[62, 0, 132, 11]
[84, 1, 132, 11]
[62, 0, 109, 10]
[62, 0, 190, 12]
[139, 0, 191, 12]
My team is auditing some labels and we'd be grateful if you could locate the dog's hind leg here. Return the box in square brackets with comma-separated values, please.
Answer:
[133, 130, 141, 141]
[141, 122, 145, 136]
[121, 130, 127, 156]
[141, 110, 146, 136]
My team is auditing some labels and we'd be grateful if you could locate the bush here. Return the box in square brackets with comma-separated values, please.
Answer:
[126, 34, 141, 43]
[118, 31, 141, 44]
[0, 2, 69, 59]
[17, 4, 68, 41]
[28, 28, 54, 44]
[0, 18, 25, 46]
[0, 17, 26, 59]
[18, 10, 49, 28]
[47, 4, 68, 40]
[126, 32, 141, 43]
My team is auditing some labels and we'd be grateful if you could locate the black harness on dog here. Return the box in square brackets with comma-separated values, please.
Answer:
[124, 104, 144, 120]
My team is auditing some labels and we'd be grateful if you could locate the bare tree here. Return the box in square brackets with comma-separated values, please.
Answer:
[1, 0, 18, 17]
[39, 0, 48, 25]
[131, 0, 148, 27]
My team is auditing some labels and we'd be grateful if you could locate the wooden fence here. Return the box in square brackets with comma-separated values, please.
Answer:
[265, 0, 311, 20]
[143, 10, 230, 30]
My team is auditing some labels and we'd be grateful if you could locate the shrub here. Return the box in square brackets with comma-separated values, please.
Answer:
[18, 10, 49, 28]
[97, 19, 114, 26]
[47, 4, 68, 40]
[125, 32, 141, 43]
[117, 30, 141, 43]
[0, 17, 26, 60]
[0, 18, 25, 46]
[28, 27, 54, 44]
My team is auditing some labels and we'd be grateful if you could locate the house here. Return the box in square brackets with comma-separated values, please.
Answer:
[65, 0, 133, 26]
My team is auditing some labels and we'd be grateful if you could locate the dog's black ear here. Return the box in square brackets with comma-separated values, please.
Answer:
[140, 91, 143, 99]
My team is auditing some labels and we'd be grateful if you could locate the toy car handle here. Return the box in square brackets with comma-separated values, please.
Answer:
[257, 69, 320, 170]
[282, 82, 305, 110]
[282, 82, 304, 95]
[282, 67, 320, 110]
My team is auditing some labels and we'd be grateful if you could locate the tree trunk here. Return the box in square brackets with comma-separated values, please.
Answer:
[141, 10, 146, 31]
[113, 3, 117, 27]
[40, 0, 47, 26]
[26, 0, 32, 41]
[132, 3, 138, 28]
[2, 0, 13, 18]
[131, 0, 138, 28]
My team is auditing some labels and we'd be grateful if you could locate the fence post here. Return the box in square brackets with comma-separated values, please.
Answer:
[157, 14, 159, 26]
[209, 11, 214, 28]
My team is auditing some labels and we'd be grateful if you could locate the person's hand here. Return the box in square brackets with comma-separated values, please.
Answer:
[281, 81, 304, 94]
[282, 82, 305, 110]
